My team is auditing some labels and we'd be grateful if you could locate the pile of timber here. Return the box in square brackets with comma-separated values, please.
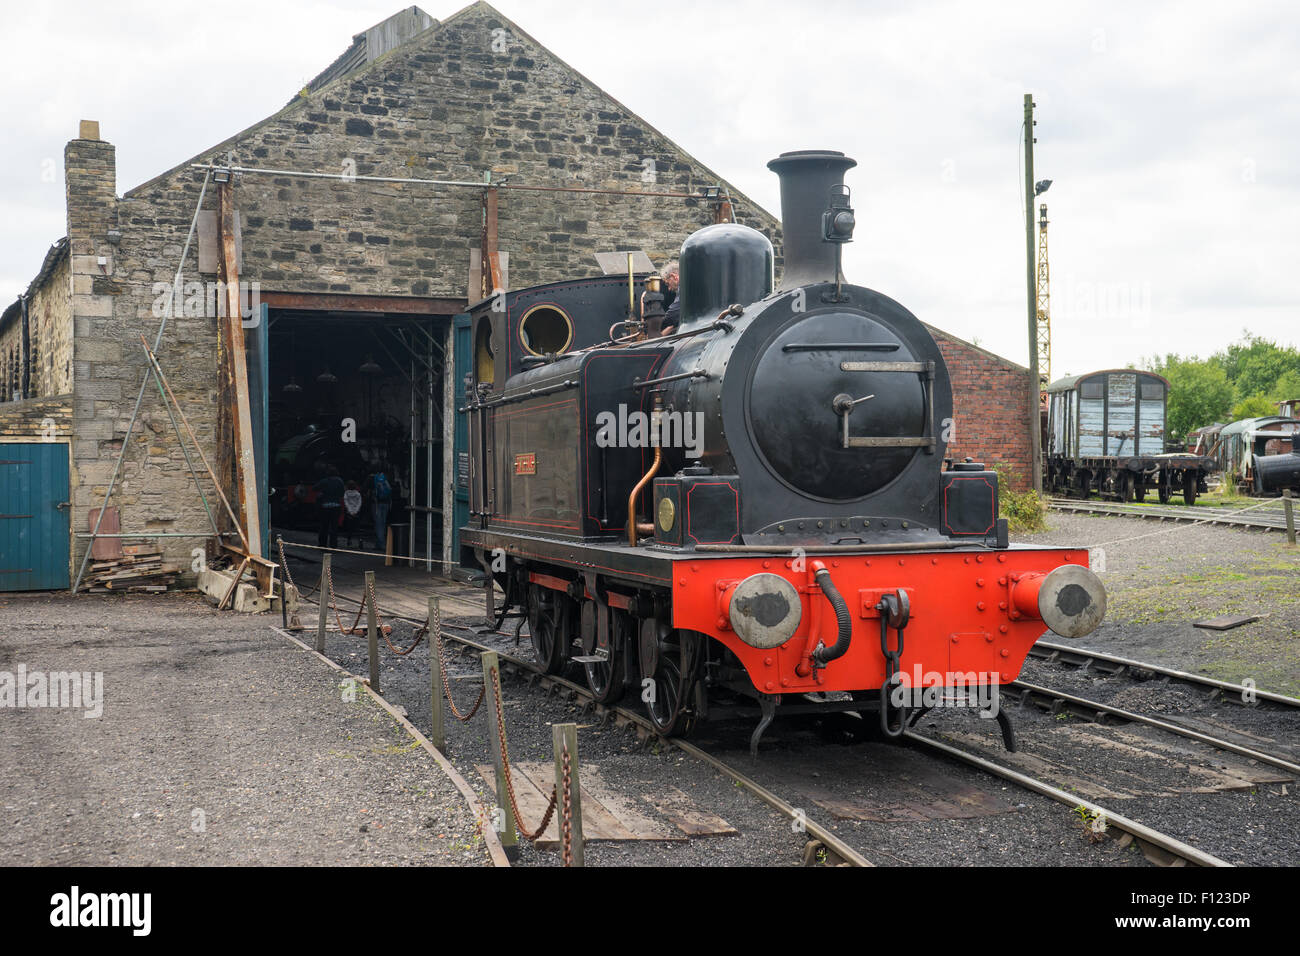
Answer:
[83, 545, 181, 593]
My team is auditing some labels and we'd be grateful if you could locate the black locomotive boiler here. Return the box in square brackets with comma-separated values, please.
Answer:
[460, 150, 1106, 751]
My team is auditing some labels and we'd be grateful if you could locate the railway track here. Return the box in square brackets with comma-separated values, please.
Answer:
[1048, 497, 1290, 532]
[293, 571, 1232, 869]
[283, 574, 870, 866]
[1029, 639, 1300, 709]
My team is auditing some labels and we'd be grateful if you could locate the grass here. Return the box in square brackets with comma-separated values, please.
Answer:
[996, 465, 1048, 533]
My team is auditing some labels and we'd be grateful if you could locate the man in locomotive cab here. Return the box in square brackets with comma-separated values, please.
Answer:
[660, 260, 680, 332]
[639, 259, 681, 336]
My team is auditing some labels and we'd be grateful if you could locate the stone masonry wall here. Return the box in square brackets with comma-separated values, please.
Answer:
[54, 0, 1032, 578]
[63, 2, 781, 576]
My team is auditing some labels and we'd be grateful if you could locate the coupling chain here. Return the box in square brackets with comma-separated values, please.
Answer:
[490, 665, 558, 842]
[877, 608, 907, 739]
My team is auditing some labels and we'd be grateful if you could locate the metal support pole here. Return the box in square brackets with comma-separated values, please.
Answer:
[481, 650, 518, 852]
[1024, 93, 1044, 495]
[553, 722, 583, 867]
[366, 570, 380, 693]
[316, 553, 330, 653]
[1284, 489, 1296, 546]
[428, 595, 445, 750]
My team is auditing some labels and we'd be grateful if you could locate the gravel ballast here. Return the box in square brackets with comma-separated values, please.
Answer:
[1020, 512, 1300, 697]
[0, 591, 490, 866]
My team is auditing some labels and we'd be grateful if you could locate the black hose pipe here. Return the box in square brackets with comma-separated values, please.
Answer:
[811, 566, 853, 664]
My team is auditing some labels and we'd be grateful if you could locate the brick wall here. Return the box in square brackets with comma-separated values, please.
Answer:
[930, 325, 1033, 490]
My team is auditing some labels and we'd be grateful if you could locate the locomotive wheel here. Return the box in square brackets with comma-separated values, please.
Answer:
[1130, 476, 1144, 502]
[583, 605, 628, 705]
[526, 584, 567, 675]
[1158, 474, 1171, 504]
[639, 620, 701, 737]
[1183, 471, 1198, 506]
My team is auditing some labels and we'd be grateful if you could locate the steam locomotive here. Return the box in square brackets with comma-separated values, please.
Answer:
[460, 150, 1106, 752]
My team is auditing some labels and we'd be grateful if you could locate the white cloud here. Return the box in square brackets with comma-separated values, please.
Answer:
[2, 0, 1296, 373]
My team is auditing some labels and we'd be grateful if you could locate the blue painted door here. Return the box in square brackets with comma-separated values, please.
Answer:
[0, 442, 71, 591]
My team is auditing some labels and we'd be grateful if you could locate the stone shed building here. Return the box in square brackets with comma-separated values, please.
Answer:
[0, 1, 1032, 593]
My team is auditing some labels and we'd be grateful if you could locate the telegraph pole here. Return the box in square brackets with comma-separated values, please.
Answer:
[1023, 93, 1043, 494]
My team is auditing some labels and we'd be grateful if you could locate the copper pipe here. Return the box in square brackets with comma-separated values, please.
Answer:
[627, 443, 663, 547]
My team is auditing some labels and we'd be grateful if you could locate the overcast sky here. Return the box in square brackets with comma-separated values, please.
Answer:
[3, 0, 1296, 373]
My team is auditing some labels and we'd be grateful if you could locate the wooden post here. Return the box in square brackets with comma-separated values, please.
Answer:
[553, 722, 584, 867]
[428, 596, 445, 751]
[480, 650, 518, 852]
[315, 554, 330, 653]
[366, 570, 380, 693]
[216, 178, 263, 560]
[1284, 489, 1296, 546]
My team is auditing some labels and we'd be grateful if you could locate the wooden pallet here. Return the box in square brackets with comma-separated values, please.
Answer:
[83, 548, 180, 592]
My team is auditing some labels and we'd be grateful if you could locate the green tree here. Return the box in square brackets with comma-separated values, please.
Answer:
[1268, 369, 1300, 406]
[1231, 394, 1279, 420]
[1215, 333, 1300, 402]
[1145, 354, 1234, 442]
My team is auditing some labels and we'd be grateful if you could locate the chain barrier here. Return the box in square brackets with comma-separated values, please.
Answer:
[489, 665, 558, 842]
[561, 742, 573, 867]
[361, 571, 425, 656]
[431, 600, 486, 721]
[281, 538, 560, 848]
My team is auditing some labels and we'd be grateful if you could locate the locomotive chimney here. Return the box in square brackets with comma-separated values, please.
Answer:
[767, 150, 857, 289]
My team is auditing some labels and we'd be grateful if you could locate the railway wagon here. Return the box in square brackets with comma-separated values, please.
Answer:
[459, 149, 1107, 753]
[1207, 415, 1300, 494]
[1045, 369, 1214, 504]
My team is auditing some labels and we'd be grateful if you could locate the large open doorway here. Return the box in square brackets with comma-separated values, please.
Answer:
[266, 307, 449, 570]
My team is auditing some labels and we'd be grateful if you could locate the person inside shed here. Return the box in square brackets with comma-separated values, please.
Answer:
[367, 467, 394, 552]
[313, 465, 345, 550]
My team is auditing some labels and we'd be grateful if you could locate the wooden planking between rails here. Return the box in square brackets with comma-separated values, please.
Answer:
[475, 763, 734, 847]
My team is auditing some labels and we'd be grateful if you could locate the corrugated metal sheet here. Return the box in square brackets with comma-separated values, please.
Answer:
[0, 442, 70, 591]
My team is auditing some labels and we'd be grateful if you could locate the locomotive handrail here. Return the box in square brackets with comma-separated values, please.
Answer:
[631, 368, 710, 390]
[783, 342, 899, 352]
[693, 539, 963, 553]
[459, 378, 580, 412]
